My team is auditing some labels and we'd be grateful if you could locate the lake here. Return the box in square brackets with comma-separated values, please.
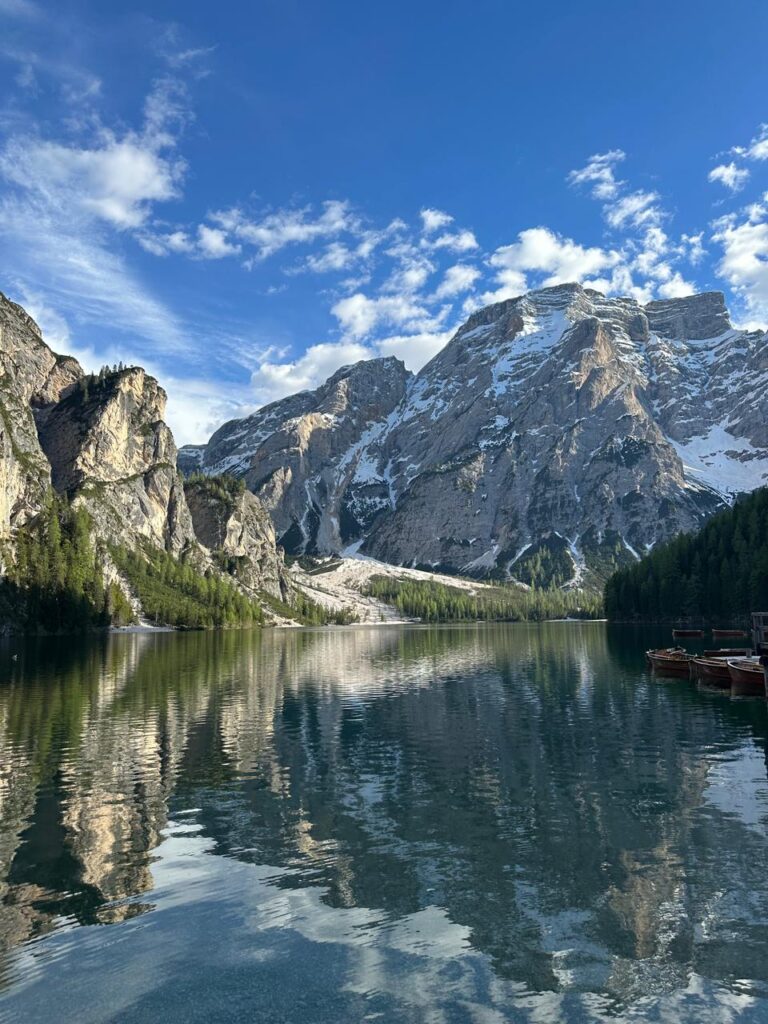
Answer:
[1, 623, 767, 1023]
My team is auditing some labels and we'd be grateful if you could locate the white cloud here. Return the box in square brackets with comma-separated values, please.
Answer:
[331, 291, 445, 340]
[0, 73, 194, 354]
[656, 272, 696, 299]
[250, 340, 373, 404]
[682, 232, 706, 264]
[712, 205, 768, 321]
[420, 208, 453, 233]
[604, 190, 662, 230]
[433, 264, 480, 299]
[248, 328, 453, 408]
[375, 330, 451, 370]
[487, 227, 619, 292]
[427, 229, 479, 253]
[567, 150, 625, 199]
[708, 162, 750, 192]
[196, 224, 240, 259]
[734, 123, 768, 162]
[382, 249, 434, 295]
[213, 200, 356, 262]
[1, 135, 183, 230]
[305, 242, 356, 273]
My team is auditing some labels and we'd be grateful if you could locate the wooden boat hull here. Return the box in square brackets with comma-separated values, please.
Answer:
[647, 650, 692, 675]
[712, 629, 748, 639]
[672, 629, 705, 638]
[727, 659, 765, 696]
[691, 657, 731, 687]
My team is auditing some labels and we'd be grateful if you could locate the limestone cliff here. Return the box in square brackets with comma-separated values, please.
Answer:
[184, 477, 289, 601]
[0, 292, 82, 546]
[36, 367, 196, 555]
[0, 289, 289, 620]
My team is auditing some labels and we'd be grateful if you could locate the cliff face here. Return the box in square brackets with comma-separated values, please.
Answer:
[0, 292, 82, 545]
[184, 479, 289, 601]
[0, 290, 288, 617]
[36, 368, 196, 554]
[183, 285, 768, 586]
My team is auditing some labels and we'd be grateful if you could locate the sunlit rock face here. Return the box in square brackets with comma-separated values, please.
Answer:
[36, 366, 197, 554]
[0, 289, 289, 609]
[184, 284, 768, 585]
[0, 291, 82, 543]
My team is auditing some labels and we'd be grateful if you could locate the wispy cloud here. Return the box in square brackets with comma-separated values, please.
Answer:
[709, 161, 750, 192]
[567, 149, 625, 200]
[0, 0, 40, 19]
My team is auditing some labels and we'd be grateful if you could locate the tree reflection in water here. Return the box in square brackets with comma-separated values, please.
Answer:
[0, 623, 767, 1021]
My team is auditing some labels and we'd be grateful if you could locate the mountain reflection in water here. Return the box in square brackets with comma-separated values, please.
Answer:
[0, 623, 768, 1023]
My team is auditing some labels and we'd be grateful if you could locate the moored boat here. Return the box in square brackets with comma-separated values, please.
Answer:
[691, 656, 731, 687]
[727, 657, 765, 696]
[712, 628, 748, 639]
[672, 628, 705, 639]
[704, 648, 751, 658]
[647, 648, 692, 675]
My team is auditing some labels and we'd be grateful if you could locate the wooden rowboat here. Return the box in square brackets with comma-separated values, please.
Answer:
[672, 628, 705, 638]
[727, 658, 765, 696]
[647, 648, 692, 675]
[691, 657, 731, 686]
[712, 628, 748, 639]
[704, 648, 751, 658]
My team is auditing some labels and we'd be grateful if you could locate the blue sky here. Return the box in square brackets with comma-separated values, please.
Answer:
[1, 0, 767, 443]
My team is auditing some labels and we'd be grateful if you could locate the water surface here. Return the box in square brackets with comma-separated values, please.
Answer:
[1, 623, 768, 1022]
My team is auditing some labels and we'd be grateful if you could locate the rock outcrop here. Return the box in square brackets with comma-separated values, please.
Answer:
[36, 367, 196, 554]
[184, 285, 768, 586]
[0, 292, 82, 545]
[184, 478, 289, 600]
[0, 289, 289, 616]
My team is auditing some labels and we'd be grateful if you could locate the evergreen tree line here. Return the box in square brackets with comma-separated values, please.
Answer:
[185, 472, 246, 504]
[76, 364, 129, 402]
[365, 576, 602, 623]
[111, 543, 266, 630]
[604, 487, 768, 621]
[0, 496, 133, 632]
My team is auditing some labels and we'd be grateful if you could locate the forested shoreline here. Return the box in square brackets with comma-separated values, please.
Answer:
[604, 487, 768, 622]
[365, 575, 602, 623]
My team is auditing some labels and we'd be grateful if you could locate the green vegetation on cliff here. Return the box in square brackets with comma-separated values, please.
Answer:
[604, 487, 768, 621]
[0, 495, 133, 632]
[185, 471, 246, 505]
[365, 576, 602, 622]
[111, 543, 265, 629]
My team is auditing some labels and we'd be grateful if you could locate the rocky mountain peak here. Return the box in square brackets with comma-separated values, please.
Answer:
[186, 284, 768, 586]
[645, 291, 731, 341]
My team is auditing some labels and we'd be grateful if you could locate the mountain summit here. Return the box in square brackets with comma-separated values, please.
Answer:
[183, 283, 768, 586]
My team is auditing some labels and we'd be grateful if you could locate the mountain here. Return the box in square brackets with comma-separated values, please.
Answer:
[182, 284, 768, 586]
[0, 290, 289, 629]
[186, 356, 411, 553]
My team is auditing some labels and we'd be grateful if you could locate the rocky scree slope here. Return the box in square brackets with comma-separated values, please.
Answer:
[0, 290, 287, 609]
[183, 284, 768, 587]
